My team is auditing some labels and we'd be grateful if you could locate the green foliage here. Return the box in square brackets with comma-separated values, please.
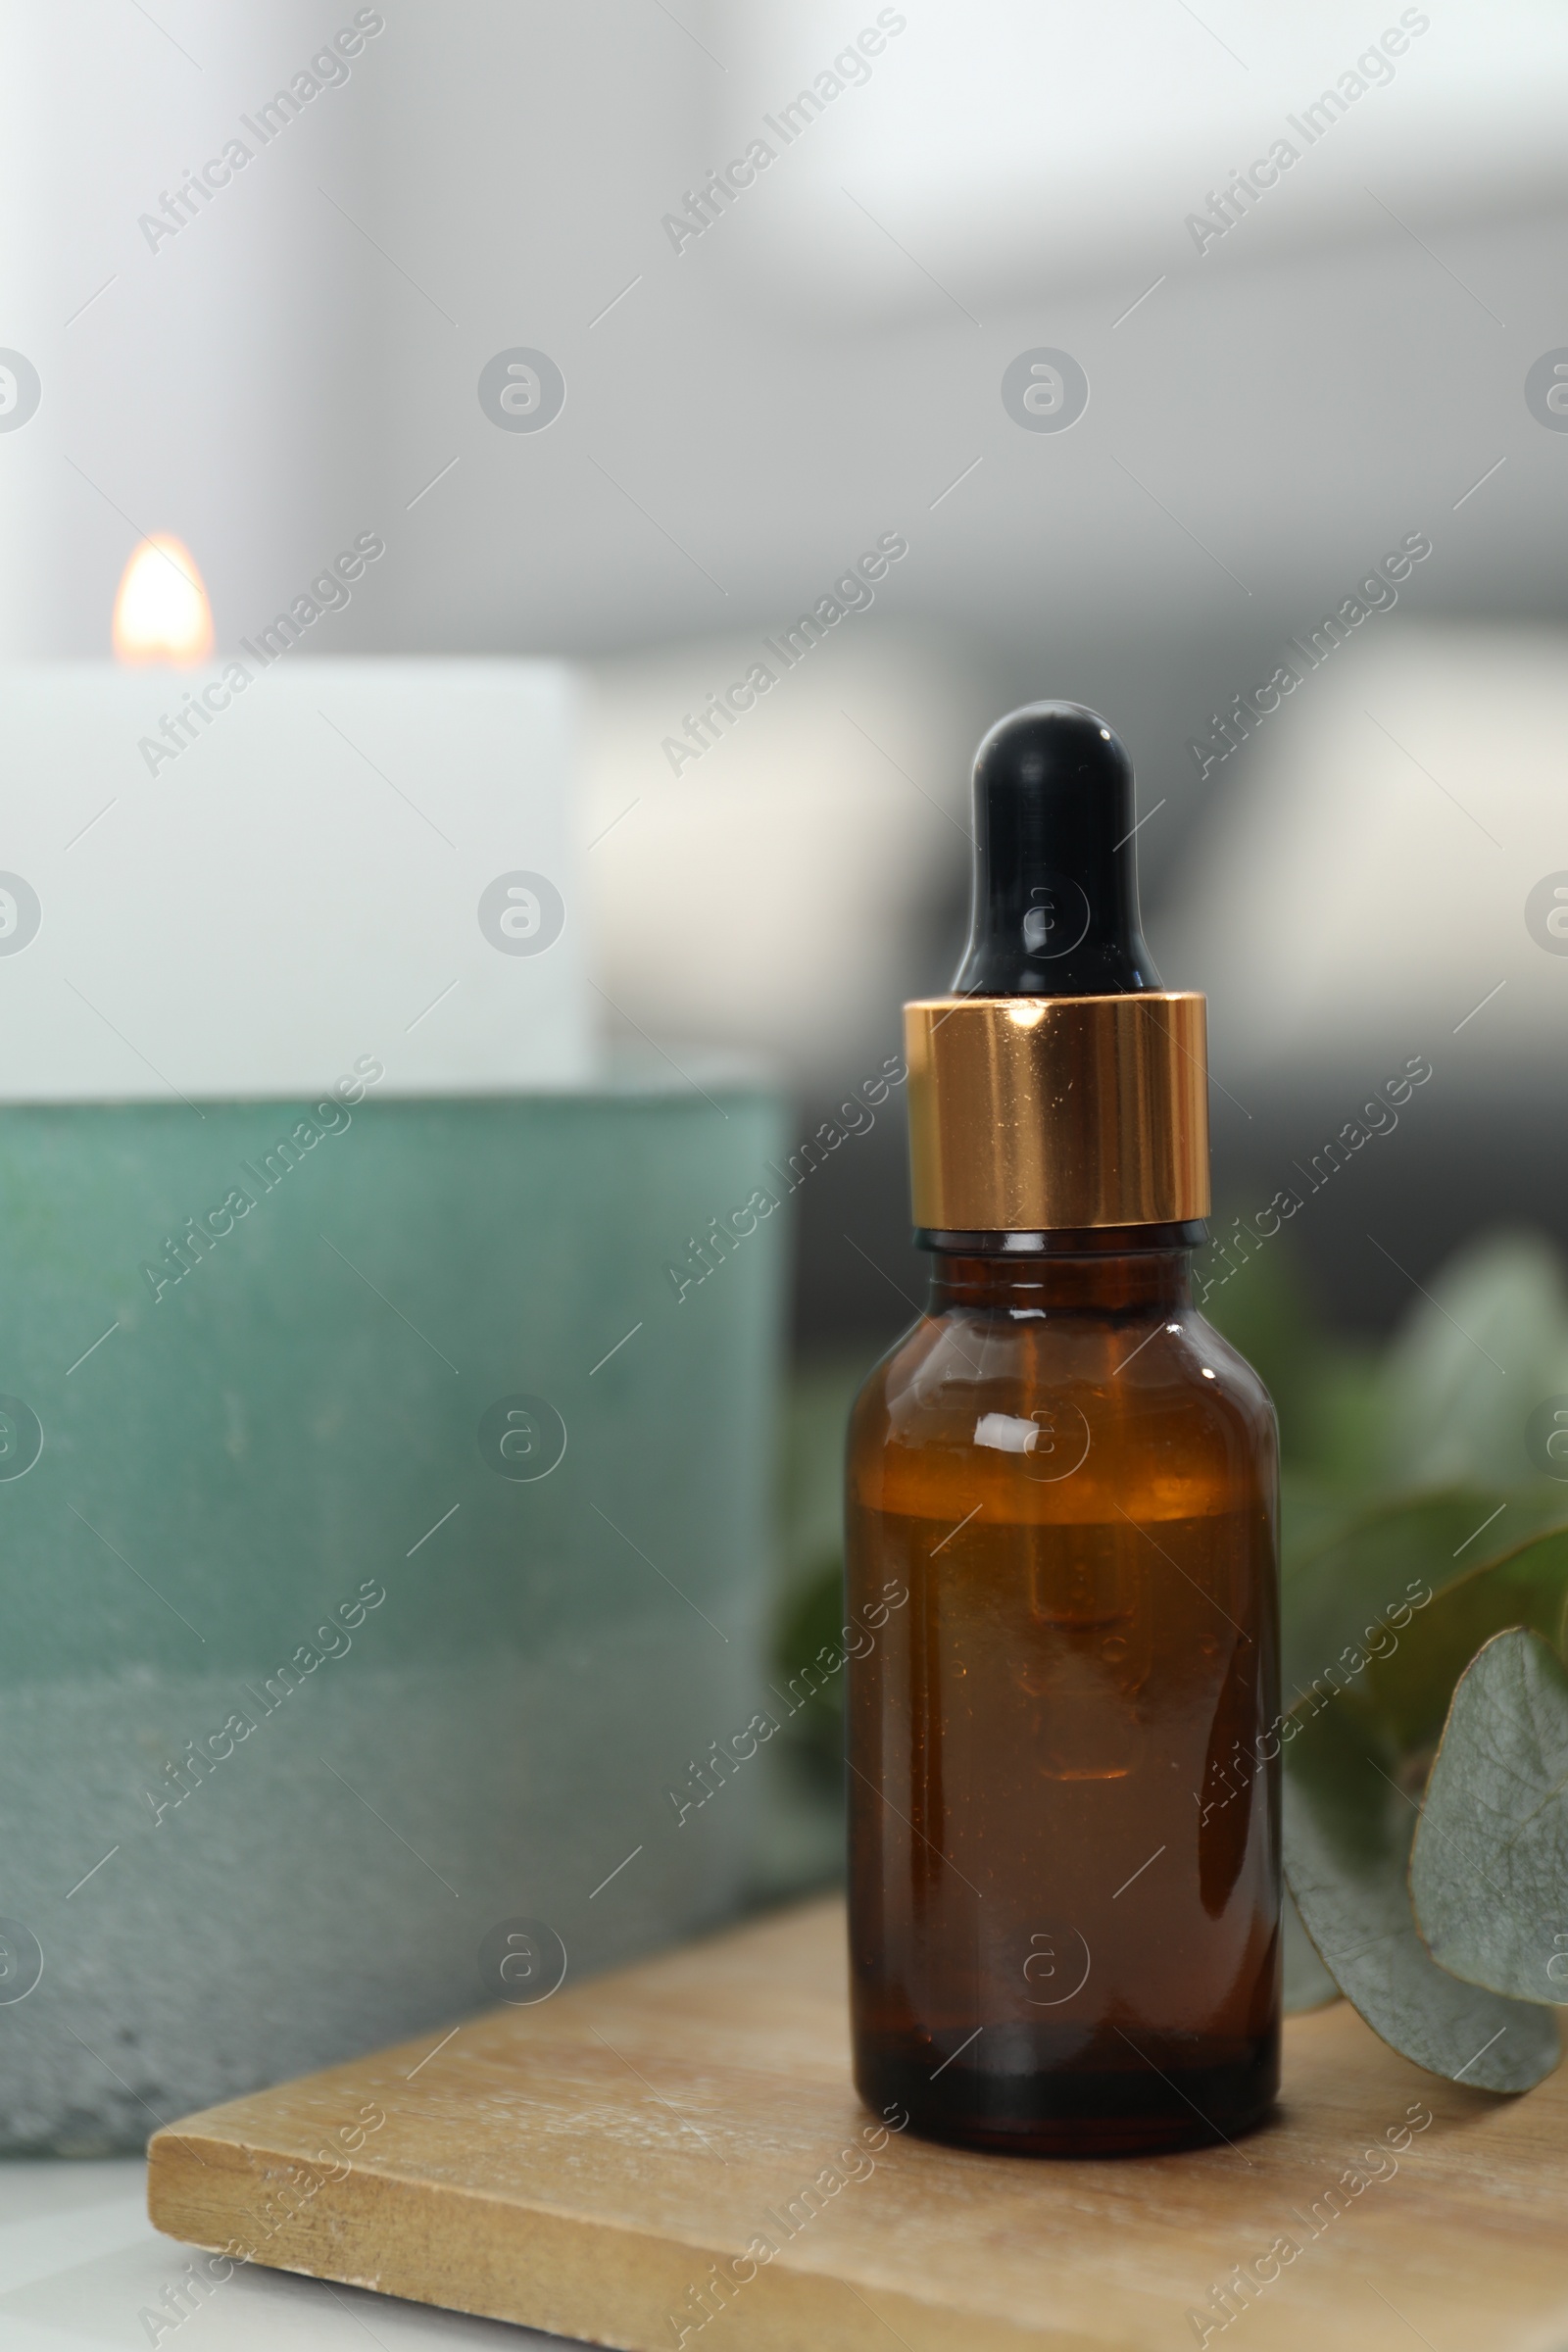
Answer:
[773, 1546, 848, 1785]
[1411, 1630, 1568, 2006]
[1282, 1886, 1339, 2013]
[1282, 1662, 1559, 2089]
[774, 1357, 873, 1781]
[1283, 1490, 1512, 1700]
[1363, 1525, 1568, 1752]
[1250, 1224, 1568, 2081]
[1378, 1232, 1568, 1492]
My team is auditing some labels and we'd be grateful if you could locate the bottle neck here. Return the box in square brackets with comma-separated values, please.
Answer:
[928, 1243, 1193, 1316]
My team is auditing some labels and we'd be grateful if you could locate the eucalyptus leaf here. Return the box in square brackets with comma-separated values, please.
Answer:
[1283, 1885, 1339, 2014]
[1277, 1471, 1361, 1578]
[1379, 1231, 1568, 1491]
[1411, 1629, 1568, 2005]
[1297, 1348, 1387, 1490]
[1282, 1488, 1512, 1703]
[1362, 1525, 1568, 1754]
[1283, 1689, 1558, 2088]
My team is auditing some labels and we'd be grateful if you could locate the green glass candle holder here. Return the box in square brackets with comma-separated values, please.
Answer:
[0, 1073, 785, 2150]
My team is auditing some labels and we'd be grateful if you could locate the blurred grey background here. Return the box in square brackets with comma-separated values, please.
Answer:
[3, 0, 1566, 1353]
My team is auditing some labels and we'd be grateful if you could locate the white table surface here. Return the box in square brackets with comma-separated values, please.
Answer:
[0, 2162, 595, 2350]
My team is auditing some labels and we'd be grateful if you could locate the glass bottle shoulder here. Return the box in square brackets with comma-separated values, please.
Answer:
[848, 1299, 1277, 1526]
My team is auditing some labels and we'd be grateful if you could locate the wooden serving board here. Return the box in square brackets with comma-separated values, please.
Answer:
[149, 1897, 1568, 2351]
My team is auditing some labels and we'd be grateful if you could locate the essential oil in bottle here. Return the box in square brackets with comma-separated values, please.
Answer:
[846, 701, 1280, 2158]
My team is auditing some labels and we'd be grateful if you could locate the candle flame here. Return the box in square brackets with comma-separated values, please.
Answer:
[112, 536, 214, 665]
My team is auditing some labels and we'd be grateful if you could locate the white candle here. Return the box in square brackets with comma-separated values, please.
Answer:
[0, 545, 587, 1101]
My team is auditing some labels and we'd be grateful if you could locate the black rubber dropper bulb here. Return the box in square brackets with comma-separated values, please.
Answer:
[952, 700, 1157, 997]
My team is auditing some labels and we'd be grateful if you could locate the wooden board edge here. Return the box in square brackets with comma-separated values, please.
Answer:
[146, 2125, 1097, 2352]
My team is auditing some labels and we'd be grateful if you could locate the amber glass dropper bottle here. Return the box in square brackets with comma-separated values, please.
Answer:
[846, 701, 1280, 2157]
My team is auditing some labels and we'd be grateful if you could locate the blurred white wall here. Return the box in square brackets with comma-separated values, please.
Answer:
[344, 0, 1568, 678]
[3, 0, 1568, 1105]
[584, 623, 997, 1086]
[728, 5, 1568, 304]
[8, 1, 1564, 677]
[1160, 622, 1568, 1079]
[0, 0, 375, 658]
